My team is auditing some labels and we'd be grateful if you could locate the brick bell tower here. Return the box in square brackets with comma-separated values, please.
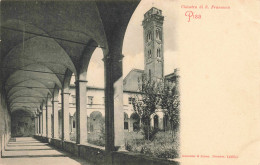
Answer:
[142, 7, 164, 81]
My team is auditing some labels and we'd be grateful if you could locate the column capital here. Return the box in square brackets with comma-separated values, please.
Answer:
[61, 92, 70, 95]
[102, 54, 124, 63]
[102, 55, 111, 62]
[74, 80, 88, 84]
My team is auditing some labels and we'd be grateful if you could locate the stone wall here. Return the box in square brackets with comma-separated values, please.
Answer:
[0, 86, 11, 158]
[11, 110, 35, 137]
[34, 135, 179, 165]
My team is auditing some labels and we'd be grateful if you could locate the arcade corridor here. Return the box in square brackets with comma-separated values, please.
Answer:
[1, 137, 93, 165]
[0, 0, 143, 164]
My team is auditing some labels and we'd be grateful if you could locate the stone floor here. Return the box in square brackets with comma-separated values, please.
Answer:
[0, 137, 94, 165]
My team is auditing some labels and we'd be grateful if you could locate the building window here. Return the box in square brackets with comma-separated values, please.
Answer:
[124, 122, 128, 130]
[128, 97, 132, 104]
[128, 97, 135, 104]
[88, 96, 93, 105]
[73, 120, 75, 128]
[157, 48, 161, 57]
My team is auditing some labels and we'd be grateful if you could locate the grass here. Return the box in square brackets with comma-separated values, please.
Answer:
[125, 131, 179, 159]
[87, 131, 105, 146]
[87, 130, 179, 159]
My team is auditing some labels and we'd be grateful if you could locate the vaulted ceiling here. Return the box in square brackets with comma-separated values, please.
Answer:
[0, 0, 140, 116]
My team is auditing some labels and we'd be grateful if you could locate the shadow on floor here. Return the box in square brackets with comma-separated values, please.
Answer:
[1, 137, 96, 165]
[5, 148, 54, 151]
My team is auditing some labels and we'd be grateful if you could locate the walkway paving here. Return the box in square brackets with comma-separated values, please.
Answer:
[0, 137, 94, 165]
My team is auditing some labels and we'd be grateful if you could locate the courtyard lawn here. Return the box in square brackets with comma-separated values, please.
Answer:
[87, 130, 179, 159]
[124, 131, 179, 159]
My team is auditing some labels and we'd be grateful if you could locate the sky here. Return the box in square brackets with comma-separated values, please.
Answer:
[86, 0, 179, 87]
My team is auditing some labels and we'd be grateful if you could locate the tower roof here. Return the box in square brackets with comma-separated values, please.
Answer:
[144, 7, 162, 18]
[142, 7, 164, 27]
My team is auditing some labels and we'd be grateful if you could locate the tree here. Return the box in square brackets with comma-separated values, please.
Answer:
[131, 73, 180, 140]
[131, 74, 162, 140]
[160, 79, 180, 138]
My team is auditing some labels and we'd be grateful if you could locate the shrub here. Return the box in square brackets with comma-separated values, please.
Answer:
[125, 131, 179, 159]
[141, 125, 159, 141]
[87, 131, 105, 147]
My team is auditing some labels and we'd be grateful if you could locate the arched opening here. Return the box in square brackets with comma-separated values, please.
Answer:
[87, 111, 104, 146]
[82, 47, 105, 146]
[69, 112, 76, 141]
[11, 110, 35, 137]
[89, 111, 103, 133]
[163, 114, 169, 131]
[124, 112, 129, 130]
[58, 109, 62, 139]
[130, 113, 140, 132]
[154, 115, 159, 129]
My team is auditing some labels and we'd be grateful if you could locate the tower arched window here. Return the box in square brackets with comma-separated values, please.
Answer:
[156, 29, 161, 40]
[157, 48, 161, 57]
[149, 69, 151, 82]
[147, 31, 152, 42]
[148, 49, 152, 58]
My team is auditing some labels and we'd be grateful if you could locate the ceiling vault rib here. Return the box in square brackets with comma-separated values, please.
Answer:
[11, 106, 39, 108]
[0, 67, 65, 75]
[10, 96, 47, 98]
[5, 85, 56, 90]
[11, 102, 43, 103]
[1, 26, 105, 48]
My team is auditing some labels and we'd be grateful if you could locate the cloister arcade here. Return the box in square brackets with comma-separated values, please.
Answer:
[0, 0, 139, 163]
[0, 1, 179, 164]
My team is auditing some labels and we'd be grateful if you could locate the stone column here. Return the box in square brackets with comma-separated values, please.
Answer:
[103, 54, 124, 151]
[61, 91, 70, 141]
[40, 112, 43, 136]
[45, 105, 48, 138]
[47, 104, 52, 138]
[42, 107, 47, 137]
[129, 118, 133, 132]
[128, 118, 131, 132]
[38, 115, 40, 135]
[37, 116, 40, 135]
[75, 80, 87, 144]
[35, 116, 38, 135]
[52, 100, 59, 139]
